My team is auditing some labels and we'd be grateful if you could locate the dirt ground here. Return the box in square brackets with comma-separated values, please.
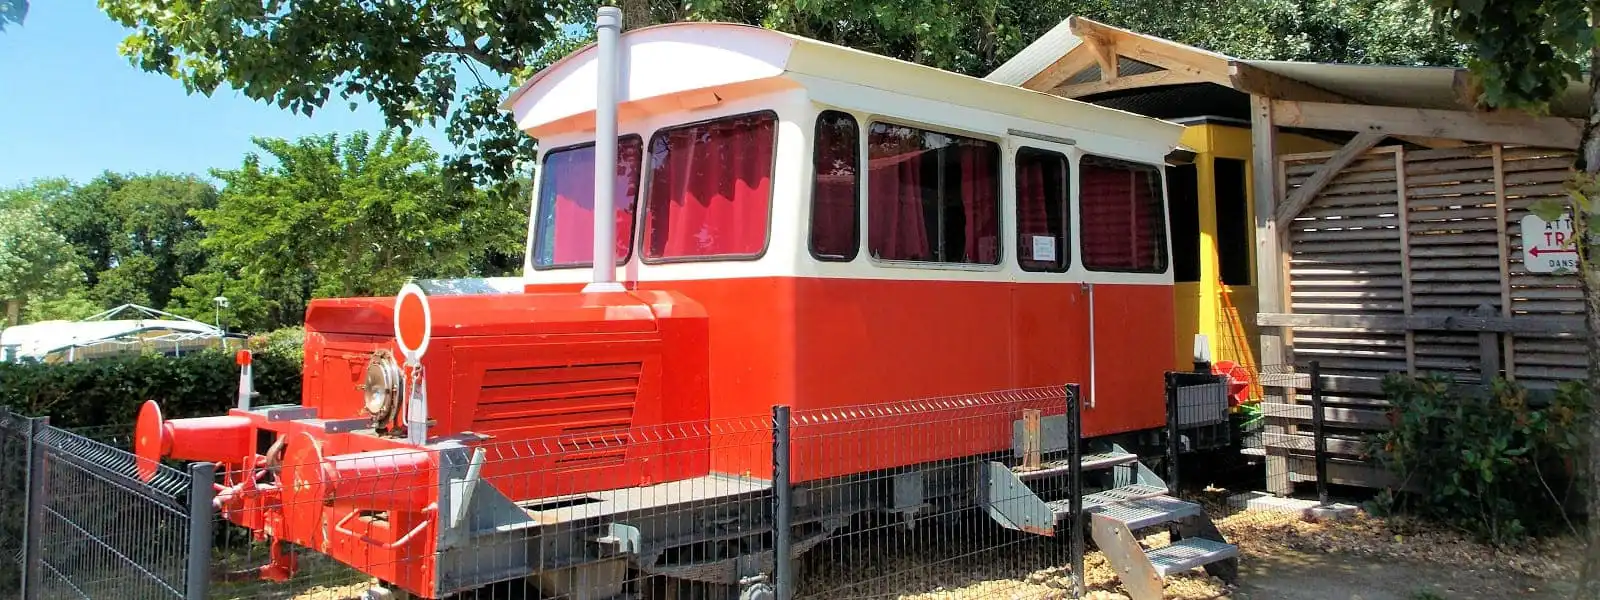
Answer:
[1233, 548, 1567, 600]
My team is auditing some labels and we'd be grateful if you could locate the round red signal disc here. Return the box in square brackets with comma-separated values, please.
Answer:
[393, 283, 431, 363]
[134, 400, 168, 483]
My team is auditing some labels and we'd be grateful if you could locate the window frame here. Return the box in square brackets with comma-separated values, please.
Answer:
[1014, 145, 1073, 273]
[529, 134, 646, 271]
[862, 117, 1005, 270]
[639, 109, 781, 265]
[1077, 153, 1171, 275]
[809, 109, 862, 262]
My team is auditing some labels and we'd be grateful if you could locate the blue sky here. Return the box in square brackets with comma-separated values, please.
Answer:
[0, 2, 456, 188]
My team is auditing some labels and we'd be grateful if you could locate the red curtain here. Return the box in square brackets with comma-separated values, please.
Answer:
[539, 138, 642, 267]
[959, 144, 998, 264]
[810, 113, 859, 259]
[867, 140, 931, 261]
[1081, 161, 1161, 271]
[645, 114, 776, 259]
[1016, 155, 1056, 270]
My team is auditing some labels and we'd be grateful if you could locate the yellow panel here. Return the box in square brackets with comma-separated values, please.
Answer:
[1173, 282, 1204, 370]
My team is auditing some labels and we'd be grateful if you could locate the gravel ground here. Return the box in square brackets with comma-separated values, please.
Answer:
[257, 507, 1580, 600]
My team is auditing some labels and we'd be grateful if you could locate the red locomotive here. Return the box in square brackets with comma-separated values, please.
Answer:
[134, 13, 1238, 600]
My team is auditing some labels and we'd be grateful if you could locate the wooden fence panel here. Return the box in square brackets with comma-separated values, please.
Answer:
[1501, 147, 1587, 387]
[1264, 142, 1587, 491]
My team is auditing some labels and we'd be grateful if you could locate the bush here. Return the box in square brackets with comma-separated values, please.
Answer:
[0, 350, 302, 429]
[248, 326, 306, 365]
[1369, 373, 1590, 546]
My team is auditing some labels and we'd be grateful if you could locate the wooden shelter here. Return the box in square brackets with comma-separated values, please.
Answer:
[991, 16, 1591, 491]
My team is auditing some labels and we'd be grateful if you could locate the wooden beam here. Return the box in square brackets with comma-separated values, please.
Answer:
[1255, 312, 1585, 335]
[1081, 31, 1118, 80]
[1228, 62, 1352, 104]
[1051, 69, 1204, 98]
[1020, 47, 1099, 91]
[1067, 16, 1231, 86]
[1272, 99, 1583, 149]
[1251, 93, 1291, 497]
[1273, 131, 1386, 226]
[1396, 147, 1415, 375]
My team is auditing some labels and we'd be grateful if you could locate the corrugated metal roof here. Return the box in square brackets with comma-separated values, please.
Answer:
[984, 18, 1083, 86]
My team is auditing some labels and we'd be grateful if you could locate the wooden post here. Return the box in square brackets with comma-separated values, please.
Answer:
[1250, 94, 1291, 495]
[1493, 144, 1515, 380]
[1474, 303, 1502, 383]
[1020, 409, 1042, 471]
[1396, 148, 1416, 374]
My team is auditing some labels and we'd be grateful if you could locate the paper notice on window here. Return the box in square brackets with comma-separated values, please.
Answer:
[1031, 235, 1057, 262]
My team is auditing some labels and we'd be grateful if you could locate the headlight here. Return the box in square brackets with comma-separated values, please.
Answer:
[362, 350, 403, 422]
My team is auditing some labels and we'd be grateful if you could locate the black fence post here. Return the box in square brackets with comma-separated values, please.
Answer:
[185, 462, 216, 600]
[1163, 372, 1180, 491]
[1310, 360, 1329, 505]
[1065, 383, 1084, 599]
[20, 416, 48, 600]
[771, 405, 793, 600]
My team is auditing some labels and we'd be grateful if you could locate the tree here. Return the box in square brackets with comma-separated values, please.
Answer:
[99, 0, 1465, 189]
[0, 203, 82, 326]
[18, 173, 219, 310]
[184, 130, 521, 331]
[96, 0, 603, 186]
[1430, 1, 1599, 597]
[0, 0, 26, 32]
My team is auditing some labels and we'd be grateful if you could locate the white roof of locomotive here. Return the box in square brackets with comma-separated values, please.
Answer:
[500, 21, 1183, 147]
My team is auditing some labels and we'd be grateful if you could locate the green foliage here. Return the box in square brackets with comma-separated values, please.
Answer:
[0, 0, 25, 32]
[247, 327, 306, 365]
[42, 173, 219, 309]
[21, 290, 103, 323]
[98, 0, 1469, 189]
[95, 0, 588, 185]
[0, 349, 301, 429]
[191, 129, 521, 331]
[0, 202, 83, 314]
[1429, 0, 1589, 114]
[1370, 374, 1590, 546]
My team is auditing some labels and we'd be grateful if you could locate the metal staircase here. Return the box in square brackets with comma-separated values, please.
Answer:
[979, 393, 1238, 600]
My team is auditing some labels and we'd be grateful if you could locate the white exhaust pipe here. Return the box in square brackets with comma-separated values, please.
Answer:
[583, 5, 626, 293]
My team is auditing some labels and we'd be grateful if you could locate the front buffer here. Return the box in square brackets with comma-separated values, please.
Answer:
[133, 287, 712, 599]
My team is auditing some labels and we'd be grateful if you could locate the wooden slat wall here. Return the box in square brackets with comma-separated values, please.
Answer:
[1283, 149, 1408, 384]
[1266, 143, 1587, 490]
[1501, 147, 1587, 386]
[1404, 147, 1501, 381]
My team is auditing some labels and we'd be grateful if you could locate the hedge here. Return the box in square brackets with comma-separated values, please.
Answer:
[0, 349, 302, 429]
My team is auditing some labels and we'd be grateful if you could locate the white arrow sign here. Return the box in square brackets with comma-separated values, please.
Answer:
[1520, 213, 1579, 274]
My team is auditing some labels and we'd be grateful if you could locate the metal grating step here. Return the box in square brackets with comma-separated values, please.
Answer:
[1147, 538, 1239, 578]
[1014, 451, 1140, 480]
[1045, 484, 1169, 522]
[1080, 484, 1168, 511]
[1086, 495, 1202, 530]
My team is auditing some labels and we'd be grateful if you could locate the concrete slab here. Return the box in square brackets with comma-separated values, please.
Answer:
[1226, 492, 1357, 521]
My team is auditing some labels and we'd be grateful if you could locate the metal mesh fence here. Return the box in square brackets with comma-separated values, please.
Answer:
[203, 387, 1119, 600]
[0, 407, 202, 600]
[2, 374, 1368, 600]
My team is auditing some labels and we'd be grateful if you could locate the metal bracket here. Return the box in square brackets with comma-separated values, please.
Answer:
[595, 523, 640, 556]
[980, 461, 1055, 536]
[265, 406, 318, 422]
[318, 418, 374, 434]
